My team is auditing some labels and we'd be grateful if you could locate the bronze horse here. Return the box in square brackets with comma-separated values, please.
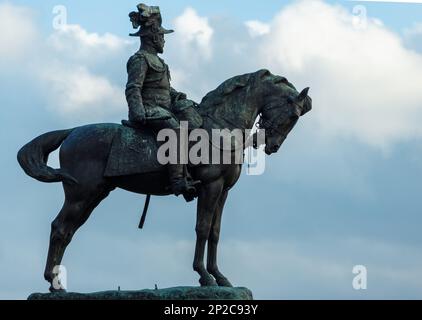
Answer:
[17, 69, 311, 292]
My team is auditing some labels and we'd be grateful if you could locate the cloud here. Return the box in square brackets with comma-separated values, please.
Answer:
[40, 65, 125, 120]
[2, 1, 422, 300]
[43, 24, 134, 121]
[0, 3, 38, 63]
[48, 24, 134, 62]
[404, 22, 422, 53]
[166, 8, 259, 101]
[245, 20, 270, 38]
[0, 3, 131, 122]
[41, 24, 135, 121]
[173, 7, 214, 61]
[254, 0, 422, 149]
[3, 1, 422, 144]
[165, 8, 217, 101]
[169, 1, 422, 150]
[3, 232, 422, 299]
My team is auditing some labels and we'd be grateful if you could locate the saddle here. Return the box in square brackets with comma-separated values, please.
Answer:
[103, 101, 243, 177]
[104, 103, 204, 177]
[103, 124, 162, 177]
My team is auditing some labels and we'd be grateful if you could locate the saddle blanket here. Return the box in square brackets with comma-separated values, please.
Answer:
[104, 126, 163, 177]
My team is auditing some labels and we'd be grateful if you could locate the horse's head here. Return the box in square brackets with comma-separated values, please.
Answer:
[257, 77, 312, 155]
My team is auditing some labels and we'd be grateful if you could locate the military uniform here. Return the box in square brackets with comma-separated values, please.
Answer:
[125, 50, 183, 131]
[125, 3, 200, 201]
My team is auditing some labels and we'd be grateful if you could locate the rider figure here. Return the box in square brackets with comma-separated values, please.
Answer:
[125, 4, 199, 201]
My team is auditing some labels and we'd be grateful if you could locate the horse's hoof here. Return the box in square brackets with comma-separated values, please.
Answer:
[216, 277, 233, 287]
[199, 276, 218, 287]
[49, 285, 67, 293]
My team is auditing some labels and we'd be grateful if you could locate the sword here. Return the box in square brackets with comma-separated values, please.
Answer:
[124, 115, 169, 228]
[138, 194, 151, 229]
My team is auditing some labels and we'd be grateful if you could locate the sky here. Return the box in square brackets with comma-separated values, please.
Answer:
[1, 0, 422, 299]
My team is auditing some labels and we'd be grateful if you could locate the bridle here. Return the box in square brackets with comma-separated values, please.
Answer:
[256, 99, 301, 136]
[203, 96, 302, 149]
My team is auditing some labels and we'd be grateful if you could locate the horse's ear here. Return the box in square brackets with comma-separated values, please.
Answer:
[297, 87, 310, 102]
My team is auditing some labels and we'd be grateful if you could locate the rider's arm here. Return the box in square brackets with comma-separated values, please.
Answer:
[170, 87, 200, 112]
[125, 54, 148, 123]
[170, 87, 187, 104]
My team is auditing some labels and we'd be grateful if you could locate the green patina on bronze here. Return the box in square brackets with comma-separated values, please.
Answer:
[17, 3, 312, 294]
[28, 286, 253, 300]
[105, 69, 311, 177]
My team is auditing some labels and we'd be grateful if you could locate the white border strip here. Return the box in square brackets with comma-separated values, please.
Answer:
[350, 0, 422, 3]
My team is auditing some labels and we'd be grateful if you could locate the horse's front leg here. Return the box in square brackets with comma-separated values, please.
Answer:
[193, 179, 223, 286]
[206, 189, 233, 287]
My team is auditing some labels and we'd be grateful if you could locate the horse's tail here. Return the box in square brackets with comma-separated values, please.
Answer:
[17, 129, 78, 185]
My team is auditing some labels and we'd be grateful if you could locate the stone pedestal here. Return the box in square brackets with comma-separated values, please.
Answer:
[28, 286, 253, 300]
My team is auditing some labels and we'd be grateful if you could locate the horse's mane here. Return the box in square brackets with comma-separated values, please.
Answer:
[198, 69, 298, 114]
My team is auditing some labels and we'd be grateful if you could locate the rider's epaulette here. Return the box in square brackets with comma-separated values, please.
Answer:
[127, 51, 147, 71]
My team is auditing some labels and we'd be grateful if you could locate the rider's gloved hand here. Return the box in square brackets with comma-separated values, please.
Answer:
[173, 99, 198, 112]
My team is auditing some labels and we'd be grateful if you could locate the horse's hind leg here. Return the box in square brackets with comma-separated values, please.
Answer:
[206, 190, 233, 287]
[44, 185, 111, 292]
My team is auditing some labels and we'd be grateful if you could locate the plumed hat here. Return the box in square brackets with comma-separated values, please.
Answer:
[129, 3, 174, 37]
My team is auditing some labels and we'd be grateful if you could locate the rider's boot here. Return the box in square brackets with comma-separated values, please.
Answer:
[168, 163, 200, 202]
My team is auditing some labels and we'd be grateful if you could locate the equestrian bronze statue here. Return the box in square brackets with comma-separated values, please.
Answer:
[17, 3, 312, 292]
